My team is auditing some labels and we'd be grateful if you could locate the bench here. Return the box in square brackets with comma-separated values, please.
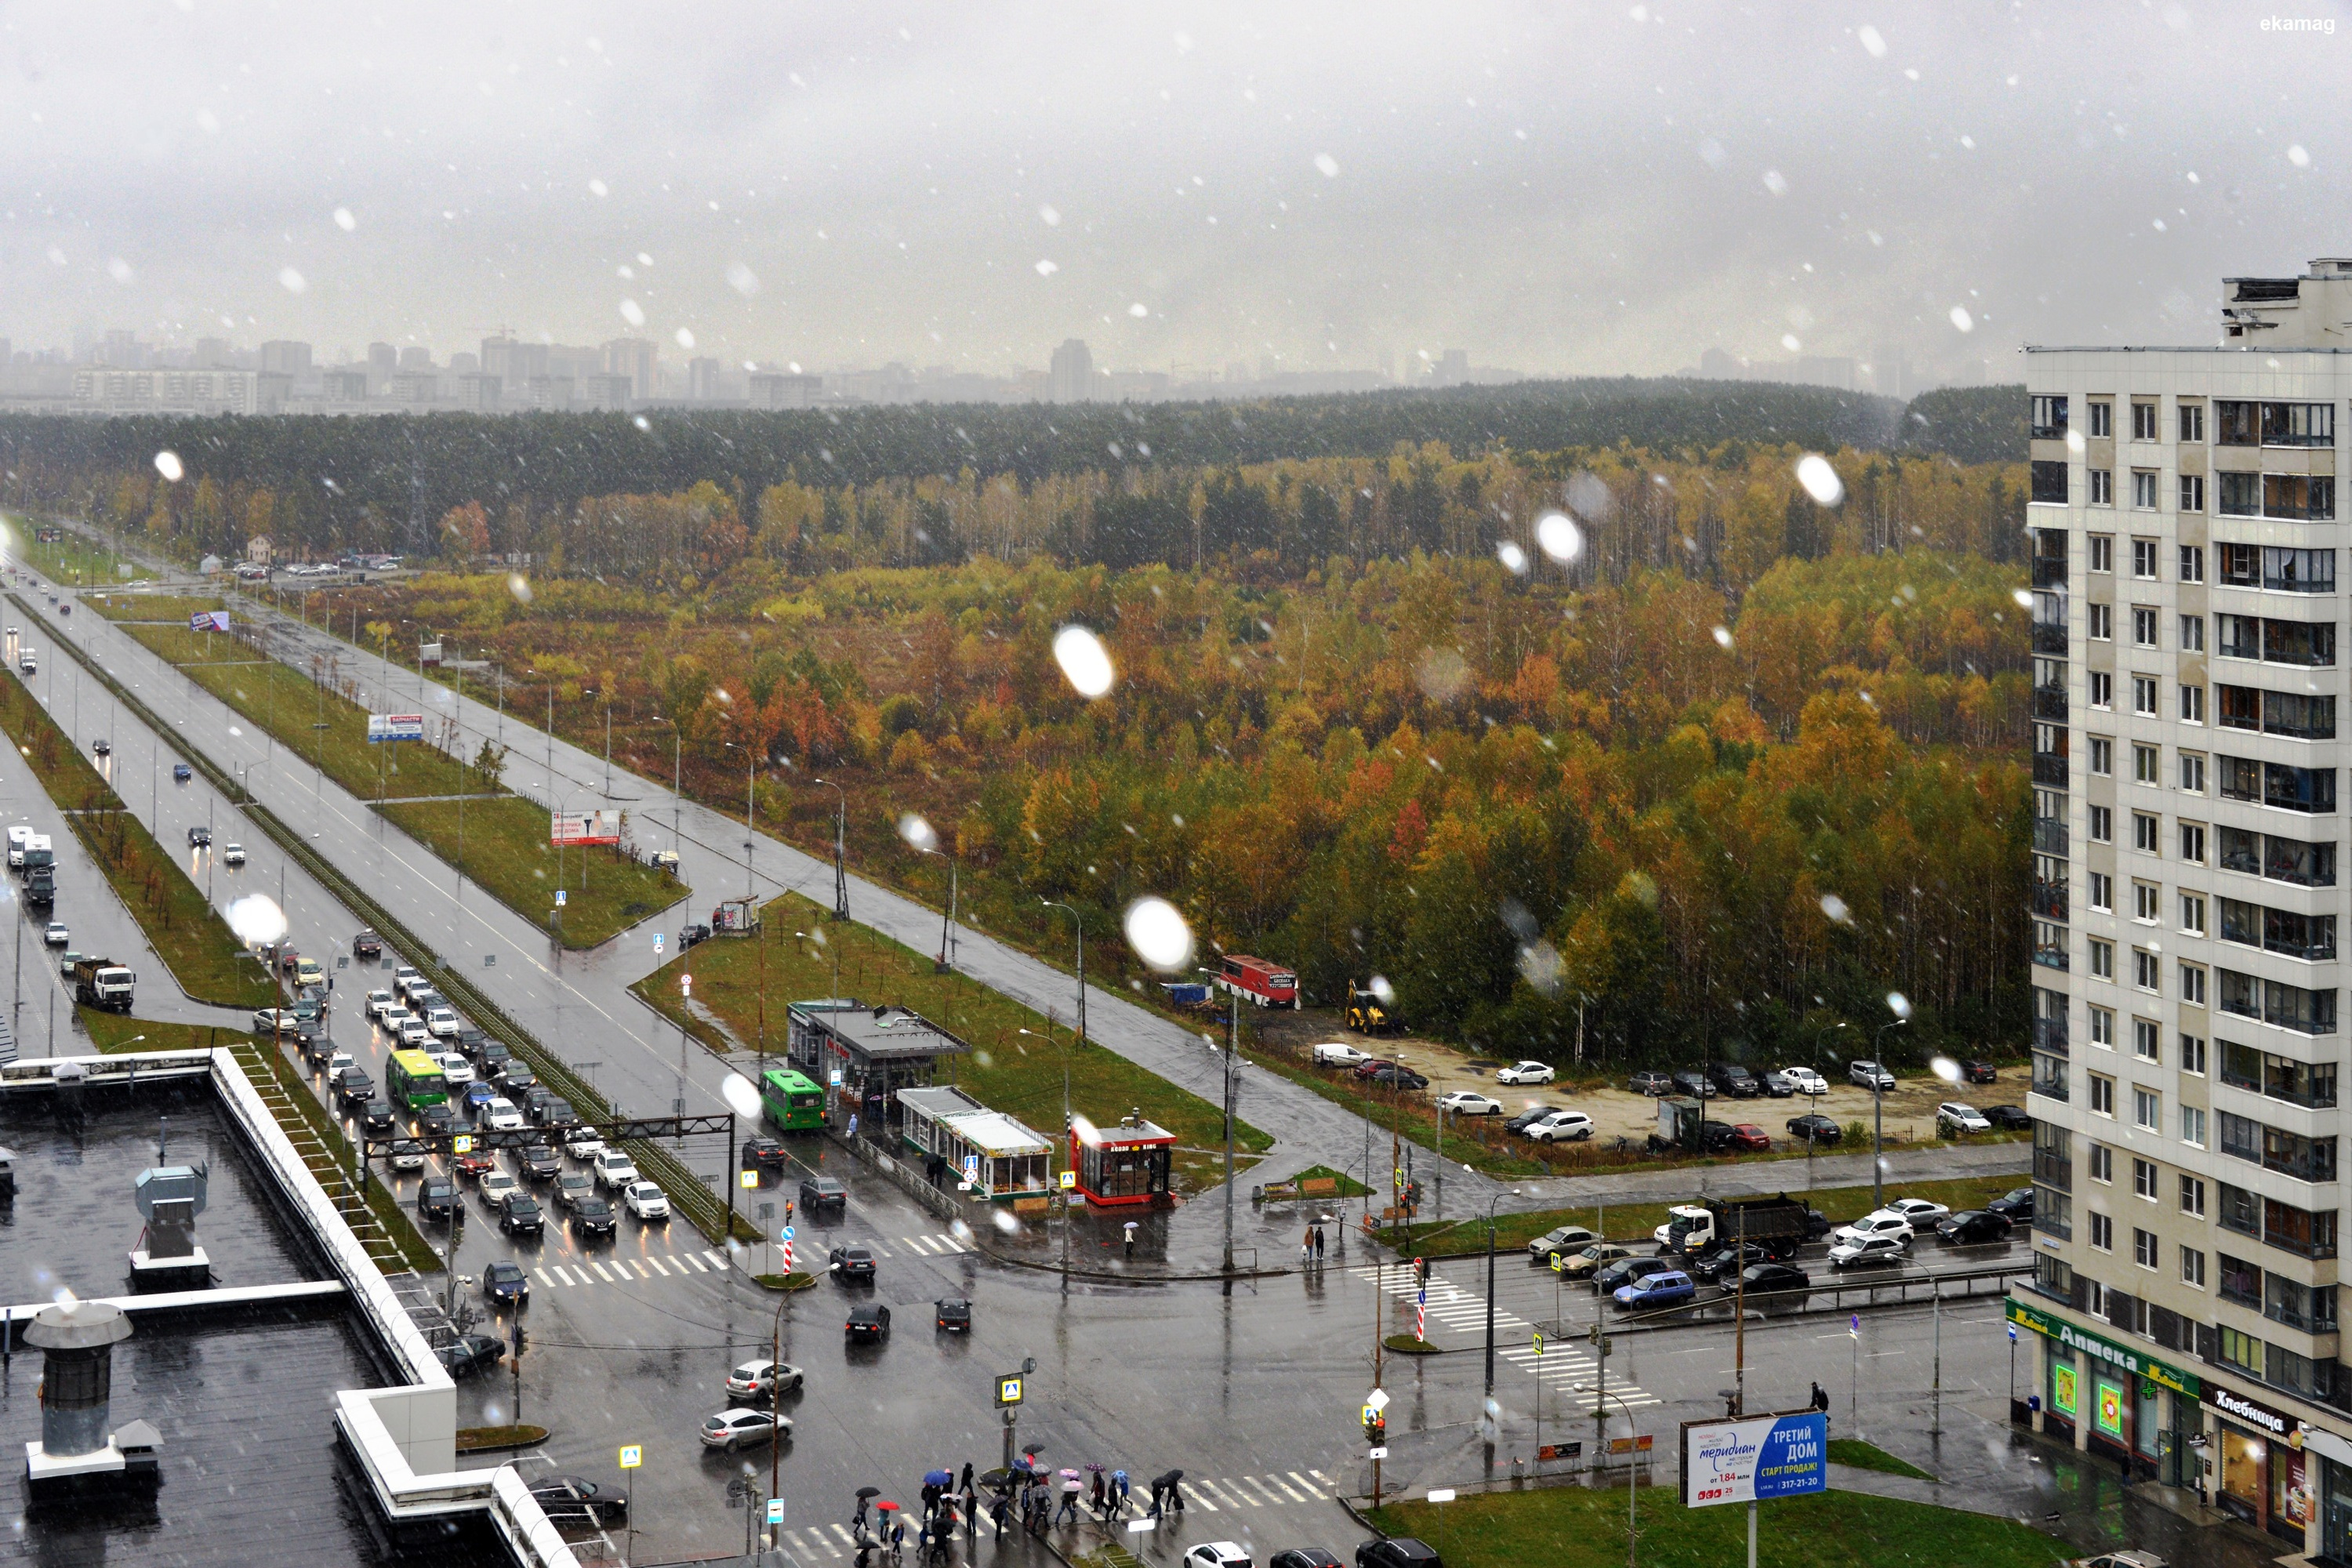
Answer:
[1300, 1177, 1340, 1197]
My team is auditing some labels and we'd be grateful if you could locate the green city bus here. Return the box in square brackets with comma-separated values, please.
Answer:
[387, 1048, 448, 1110]
[760, 1067, 826, 1132]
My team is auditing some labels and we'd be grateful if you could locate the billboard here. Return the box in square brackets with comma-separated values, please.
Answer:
[551, 809, 623, 847]
[419, 641, 444, 666]
[190, 610, 231, 633]
[367, 713, 426, 743]
[1679, 1411, 1829, 1509]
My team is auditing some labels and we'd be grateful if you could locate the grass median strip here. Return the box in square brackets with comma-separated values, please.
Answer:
[0, 665, 275, 1007]
[114, 618, 685, 948]
[631, 890, 1271, 1194]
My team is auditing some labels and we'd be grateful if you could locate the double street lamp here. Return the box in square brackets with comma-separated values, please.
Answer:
[1871, 999, 1912, 1212]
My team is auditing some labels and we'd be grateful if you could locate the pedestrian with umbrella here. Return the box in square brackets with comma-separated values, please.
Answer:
[1112, 1468, 1131, 1516]
[1152, 1469, 1185, 1515]
[1090, 1466, 1108, 1520]
[923, 1468, 952, 1520]
[988, 1483, 1012, 1537]
[857, 1486, 881, 1534]
[1057, 1467, 1083, 1526]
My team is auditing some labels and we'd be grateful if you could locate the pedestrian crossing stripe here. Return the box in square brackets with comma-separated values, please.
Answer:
[856, 1234, 968, 1258]
[775, 1468, 1345, 1554]
[532, 1254, 725, 1289]
[1352, 1265, 1664, 1409]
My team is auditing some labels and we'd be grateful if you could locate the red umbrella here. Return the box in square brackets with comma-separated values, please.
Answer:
[875, 1501, 901, 1512]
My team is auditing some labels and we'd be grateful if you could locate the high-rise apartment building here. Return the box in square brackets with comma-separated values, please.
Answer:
[1049, 339, 1093, 402]
[2025, 256, 2352, 1554]
[258, 339, 312, 376]
[602, 337, 655, 400]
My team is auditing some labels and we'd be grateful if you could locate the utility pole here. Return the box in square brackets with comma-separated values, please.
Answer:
[1222, 996, 1238, 1279]
[815, 778, 850, 920]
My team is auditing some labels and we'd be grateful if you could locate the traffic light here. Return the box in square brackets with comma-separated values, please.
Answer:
[785, 1200, 794, 1226]
[1362, 1408, 1387, 1444]
[511, 1324, 527, 1358]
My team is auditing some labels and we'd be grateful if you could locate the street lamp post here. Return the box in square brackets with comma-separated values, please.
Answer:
[811, 777, 850, 920]
[1483, 1190, 1519, 1410]
[1873, 1011, 1910, 1212]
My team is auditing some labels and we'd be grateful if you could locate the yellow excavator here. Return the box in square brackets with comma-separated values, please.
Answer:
[1345, 982, 1401, 1036]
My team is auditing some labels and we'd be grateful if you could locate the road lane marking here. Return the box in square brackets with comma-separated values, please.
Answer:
[703, 1250, 728, 1269]
[831, 1523, 858, 1548]
[630, 1258, 652, 1279]
[645, 1255, 671, 1276]
[590, 1261, 615, 1282]
[552, 1265, 576, 1287]
[687, 1254, 710, 1273]
[534, 1268, 556, 1287]
[1287, 1472, 1324, 1498]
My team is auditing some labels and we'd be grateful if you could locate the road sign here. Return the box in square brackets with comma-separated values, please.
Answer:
[619, 1444, 643, 1470]
[1680, 1411, 1829, 1508]
[655, 933, 665, 955]
[1127, 1519, 1156, 1535]
[828, 1069, 842, 1086]
[682, 974, 693, 995]
[452, 1135, 474, 1154]
[1533, 1330, 1544, 1359]
[780, 1225, 796, 1240]
[767, 1498, 785, 1525]
[1058, 1170, 1076, 1190]
[1551, 1254, 1564, 1274]
[2008, 1324, 2020, 1342]
[996, 1374, 1025, 1407]
[1425, 1489, 1457, 1503]
[739, 1169, 758, 1189]
[554, 889, 567, 907]
[1367, 1446, 1388, 1460]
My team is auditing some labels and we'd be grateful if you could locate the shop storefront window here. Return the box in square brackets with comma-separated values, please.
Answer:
[2049, 1345, 2080, 1435]
[2222, 1425, 2267, 1526]
[2276, 1445, 2313, 1544]
[2320, 1454, 2352, 1566]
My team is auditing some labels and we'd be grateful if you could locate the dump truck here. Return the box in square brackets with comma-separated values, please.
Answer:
[72, 956, 135, 1013]
[1653, 1195, 1813, 1261]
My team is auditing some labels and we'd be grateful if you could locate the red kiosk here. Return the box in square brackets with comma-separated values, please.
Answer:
[1069, 1112, 1175, 1207]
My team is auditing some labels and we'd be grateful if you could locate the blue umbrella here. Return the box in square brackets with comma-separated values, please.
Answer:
[924, 1469, 953, 1487]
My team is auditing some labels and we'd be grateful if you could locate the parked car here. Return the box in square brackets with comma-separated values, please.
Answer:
[1526, 1225, 1599, 1261]
[1494, 1060, 1555, 1086]
[1614, 1269, 1697, 1310]
[1356, 1541, 1441, 1568]
[570, 1196, 617, 1238]
[1367, 1064, 1428, 1091]
[1758, 1069, 1800, 1098]
[416, 1179, 459, 1221]
[1786, 1113, 1842, 1145]
[935, 1298, 972, 1332]
[1525, 1109, 1594, 1144]
[1828, 1234, 1908, 1271]
[388, 1138, 427, 1172]
[1777, 1065, 1830, 1096]
[526, 1475, 627, 1527]
[1669, 1069, 1712, 1100]
[1271, 1552, 1344, 1568]
[1936, 1102, 1992, 1135]
[1628, 1070, 1672, 1096]
[1727, 1123, 1770, 1151]
[700, 1408, 786, 1451]
[1959, 1058, 1999, 1085]
[1185, 1544, 1253, 1568]
[1312, 1042, 1374, 1069]
[1984, 1104, 2034, 1131]
[439, 1334, 505, 1379]
[1737, 1261, 1811, 1296]
[1593, 1255, 1679, 1295]
[1986, 1186, 2036, 1222]
[1848, 1058, 1896, 1091]
[725, 1359, 804, 1401]
[830, 1244, 877, 1281]
[1706, 1062, 1760, 1098]
[1832, 1210, 1915, 1248]
[1437, 1091, 1503, 1117]
[845, 1303, 891, 1341]
[1696, 1120, 1742, 1153]
[499, 1192, 545, 1236]
[1936, 1210, 2014, 1245]
[1504, 1105, 1565, 1135]
[483, 1261, 530, 1305]
[1558, 1243, 1634, 1279]
[623, 1181, 670, 1222]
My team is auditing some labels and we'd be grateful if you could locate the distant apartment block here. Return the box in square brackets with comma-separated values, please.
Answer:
[70, 368, 277, 415]
[1050, 338, 1094, 402]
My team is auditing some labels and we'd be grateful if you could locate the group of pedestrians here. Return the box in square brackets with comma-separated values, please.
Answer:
[1299, 1224, 1330, 1265]
[858, 1456, 1180, 1558]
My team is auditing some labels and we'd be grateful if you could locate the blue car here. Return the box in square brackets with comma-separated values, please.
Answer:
[172, 763, 193, 782]
[1613, 1269, 1697, 1311]
[462, 1080, 499, 1113]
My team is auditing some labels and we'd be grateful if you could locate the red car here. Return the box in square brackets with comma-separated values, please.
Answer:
[1729, 1123, 1771, 1152]
[452, 1152, 499, 1181]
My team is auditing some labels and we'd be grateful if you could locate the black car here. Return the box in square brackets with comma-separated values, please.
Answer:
[499, 1193, 545, 1236]
[498, 1064, 539, 1095]
[475, 1040, 510, 1074]
[1272, 1552, 1345, 1568]
[1804, 1207, 1833, 1240]
[1987, 1185, 2035, 1222]
[1706, 1062, 1759, 1098]
[1959, 1059, 1999, 1085]
[352, 929, 383, 959]
[535, 1096, 580, 1131]
[1690, 1243, 1772, 1283]
[517, 1143, 563, 1182]
[935, 1298, 971, 1332]
[799, 1175, 848, 1214]
[743, 1137, 790, 1171]
[830, 1244, 877, 1281]
[528, 1475, 628, 1527]
[681, 923, 713, 948]
[360, 1099, 397, 1136]
[335, 1069, 375, 1109]
[1367, 1065, 1428, 1091]
[1737, 1261, 1811, 1296]
[1669, 1069, 1713, 1101]
[845, 1302, 891, 1341]
[1593, 1256, 1677, 1294]
[1628, 1070, 1672, 1097]
[1938, 1210, 2015, 1246]
[416, 1102, 456, 1138]
[1504, 1105, 1565, 1136]
[571, 1196, 617, 1238]
[439, 1333, 505, 1379]
[183, 822, 206, 845]
[483, 1261, 530, 1305]
[1357, 1540, 1442, 1568]
[455, 1027, 492, 1059]
[1786, 1113, 1842, 1145]
[417, 1179, 460, 1221]
[1697, 1120, 1740, 1152]
[1984, 1104, 2033, 1131]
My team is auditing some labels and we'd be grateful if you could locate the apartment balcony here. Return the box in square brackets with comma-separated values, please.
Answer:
[2031, 881, 2069, 920]
[2032, 1017, 2070, 1054]
[2034, 624, 2070, 655]
[2034, 818, 2070, 855]
[2033, 557, 2070, 588]
[2033, 754, 2071, 787]
[2033, 685, 2070, 722]
[2034, 1150, 2073, 1191]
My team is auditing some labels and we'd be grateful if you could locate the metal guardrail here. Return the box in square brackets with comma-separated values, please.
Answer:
[1606, 1260, 2032, 1334]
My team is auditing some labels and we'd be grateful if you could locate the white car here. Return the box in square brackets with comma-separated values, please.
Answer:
[42, 922, 67, 946]
[1936, 1102, 1991, 1134]
[1182, 1543, 1252, 1568]
[624, 1181, 670, 1221]
[1883, 1196, 1951, 1226]
[433, 1051, 474, 1087]
[378, 1006, 414, 1035]
[397, 1018, 433, 1048]
[593, 1149, 641, 1191]
[1833, 1210, 1915, 1248]
[564, 1127, 608, 1162]
[1437, 1091, 1503, 1116]
[1828, 1233, 1907, 1271]
[1526, 1109, 1595, 1143]
[724, 1358, 801, 1399]
[480, 1096, 524, 1132]
[392, 964, 421, 992]
[699, 1407, 788, 1451]
[325, 1048, 354, 1076]
[479, 1171, 519, 1207]
[1777, 1065, 1829, 1096]
[1311, 1042, 1373, 1069]
[425, 1007, 462, 1040]
[222, 843, 246, 866]
[364, 988, 396, 1019]
[1848, 1058, 1896, 1091]
[1494, 1060, 1555, 1086]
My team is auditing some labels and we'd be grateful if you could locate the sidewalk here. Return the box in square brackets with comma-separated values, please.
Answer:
[1506, 1137, 2030, 1210]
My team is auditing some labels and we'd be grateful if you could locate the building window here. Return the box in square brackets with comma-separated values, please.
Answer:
[2089, 1210, 2114, 1251]
[2132, 1156, 2158, 1198]
[2132, 401, 2158, 441]
[2180, 891, 2206, 932]
[2089, 940, 2114, 980]
[2216, 967, 2337, 1034]
[2089, 1142, 2114, 1182]
[2091, 737, 2114, 776]
[2180, 1033, 2207, 1076]
[2089, 400, 2114, 438]
[2132, 812, 2158, 853]
[2180, 544, 2205, 583]
[2219, 1325, 2264, 1377]
[2180, 401, 2205, 443]
[2134, 1228, 2158, 1269]
[2222, 1040, 2337, 1109]
[2089, 871, 2114, 911]
[2132, 677, 2158, 716]
[2133, 949, 2161, 993]
[2132, 539, 2158, 579]
[2181, 1246, 2206, 1288]
[2132, 1016, 2161, 1058]
[2132, 472, 2160, 510]
[2089, 1073, 2116, 1116]
[2180, 961, 2206, 1005]
[2031, 395, 2070, 441]
[2089, 671, 2114, 709]
[2034, 1253, 2074, 1301]
[2263, 1197, 2337, 1259]
[2089, 603, 2114, 641]
[2219, 1181, 2259, 1237]
[2220, 1255, 2262, 1308]
[2133, 1085, 2161, 1130]
[2181, 614, 2205, 655]
[2089, 804, 2113, 843]
[2182, 1105, 2207, 1149]
[2090, 470, 2114, 506]
[2180, 684, 2205, 724]
[2263, 619, 2336, 667]
[2031, 459, 2068, 504]
[2131, 604, 2158, 645]
[2132, 743, 2158, 785]
[2085, 1279, 2110, 1321]
[2180, 752, 2205, 793]
[2177, 474, 2204, 514]
[2179, 824, 2205, 865]
[2180, 1174, 2206, 1215]
[2131, 880, 2158, 920]
[2090, 534, 2114, 573]
[2216, 399, 2336, 448]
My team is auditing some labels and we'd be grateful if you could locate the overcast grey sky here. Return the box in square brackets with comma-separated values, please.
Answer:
[3, 1, 2345, 380]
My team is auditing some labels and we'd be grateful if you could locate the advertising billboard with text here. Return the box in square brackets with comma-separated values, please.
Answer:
[551, 809, 623, 847]
[1679, 1412, 1829, 1508]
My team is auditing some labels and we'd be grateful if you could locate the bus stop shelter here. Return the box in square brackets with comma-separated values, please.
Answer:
[1069, 1112, 1174, 1207]
[786, 1002, 970, 1142]
[896, 1086, 1054, 1201]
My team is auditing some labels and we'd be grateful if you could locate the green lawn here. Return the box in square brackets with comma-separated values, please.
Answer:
[0, 669, 276, 1007]
[1828, 1439, 1936, 1480]
[631, 890, 1272, 1193]
[5, 525, 151, 588]
[85, 593, 227, 625]
[1367, 1483, 2066, 1568]
[379, 796, 684, 947]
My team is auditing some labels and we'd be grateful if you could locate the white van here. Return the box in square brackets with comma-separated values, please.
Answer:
[5, 826, 31, 869]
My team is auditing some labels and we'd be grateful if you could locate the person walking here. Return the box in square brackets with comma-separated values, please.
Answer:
[1146, 1479, 1163, 1520]
[1167, 1475, 1185, 1514]
[1091, 1472, 1108, 1519]
[960, 1462, 975, 1497]
[1809, 1381, 1828, 1414]
[989, 1487, 1012, 1538]
[1115, 1470, 1131, 1515]
[1315, 1225, 1326, 1261]
[1302, 1226, 1313, 1263]
[1123, 1221, 1138, 1259]
[1057, 1472, 1082, 1526]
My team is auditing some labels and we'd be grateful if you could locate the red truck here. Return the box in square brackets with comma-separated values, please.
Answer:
[1217, 955, 1298, 1008]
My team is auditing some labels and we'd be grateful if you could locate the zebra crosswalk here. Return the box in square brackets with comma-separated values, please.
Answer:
[534, 1250, 730, 1290]
[1352, 1266, 1662, 1409]
[768, 1472, 1343, 1557]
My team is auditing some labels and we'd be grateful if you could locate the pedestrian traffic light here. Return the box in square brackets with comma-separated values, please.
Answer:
[785, 1200, 793, 1225]
[1362, 1409, 1386, 1444]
